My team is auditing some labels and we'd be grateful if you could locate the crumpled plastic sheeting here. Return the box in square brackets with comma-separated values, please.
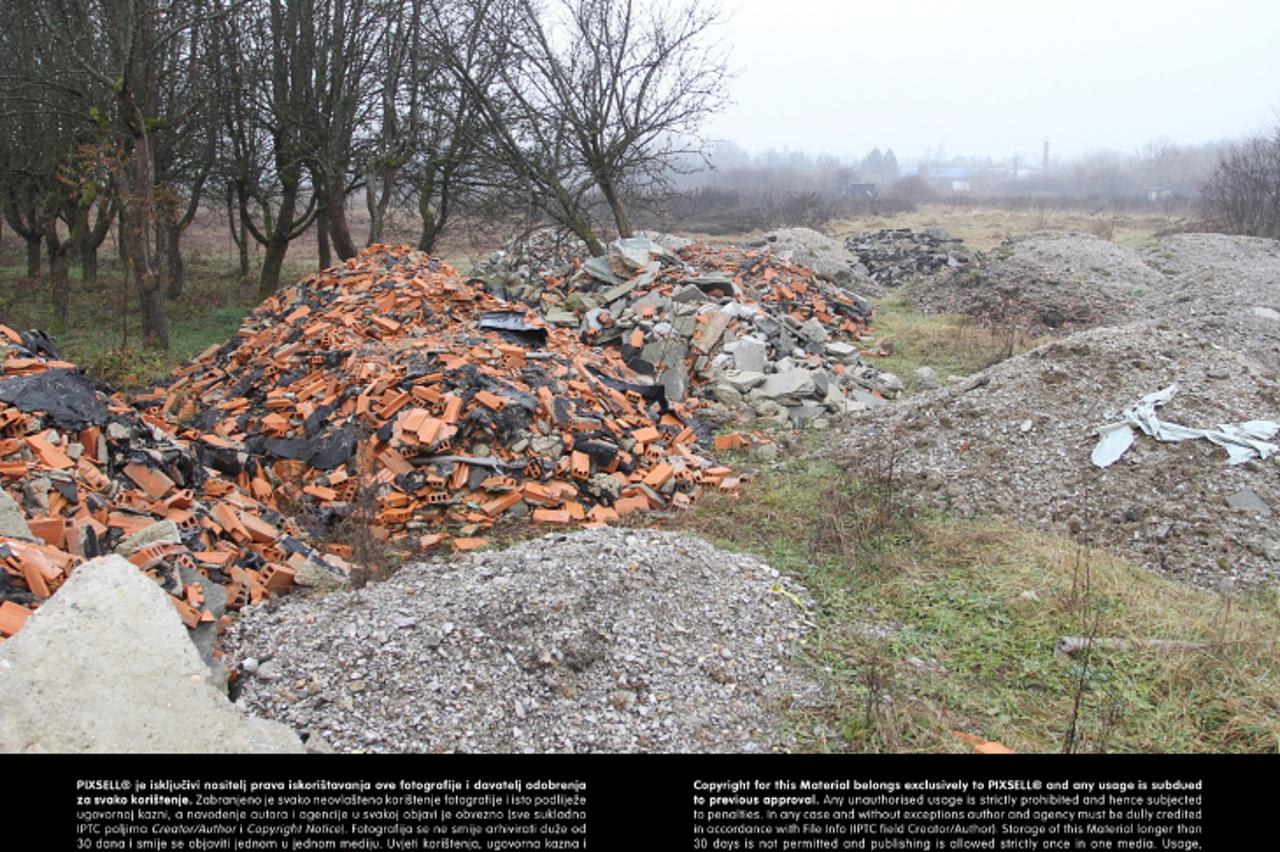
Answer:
[1091, 384, 1279, 467]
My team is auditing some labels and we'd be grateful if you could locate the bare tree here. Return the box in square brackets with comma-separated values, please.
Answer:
[28, 0, 220, 349]
[298, 0, 388, 261]
[1200, 126, 1280, 239]
[215, 0, 323, 298]
[511, 0, 729, 237]
[425, 0, 606, 253]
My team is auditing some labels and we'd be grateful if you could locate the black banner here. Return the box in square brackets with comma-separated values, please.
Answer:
[27, 754, 1265, 850]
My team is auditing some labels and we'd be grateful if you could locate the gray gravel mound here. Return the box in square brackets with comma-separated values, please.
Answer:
[837, 324, 1280, 588]
[913, 231, 1166, 331]
[226, 528, 818, 753]
[1141, 233, 1280, 371]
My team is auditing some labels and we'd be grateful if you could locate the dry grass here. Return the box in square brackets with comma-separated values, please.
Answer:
[826, 202, 1175, 251]
[862, 292, 1042, 390]
[674, 456, 1280, 753]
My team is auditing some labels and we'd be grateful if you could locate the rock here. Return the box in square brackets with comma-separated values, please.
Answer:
[756, 227, 860, 287]
[733, 338, 768, 373]
[0, 490, 35, 541]
[824, 342, 860, 364]
[544, 309, 578, 327]
[530, 435, 563, 458]
[797, 317, 829, 344]
[720, 370, 768, 393]
[0, 555, 302, 753]
[759, 369, 816, 403]
[848, 387, 888, 409]
[1250, 306, 1280, 321]
[710, 382, 744, 407]
[1227, 487, 1270, 514]
[180, 566, 228, 675]
[691, 310, 732, 354]
[660, 363, 689, 402]
[923, 226, 950, 242]
[914, 366, 938, 389]
[786, 403, 826, 425]
[294, 555, 352, 592]
[115, 520, 182, 557]
[22, 477, 51, 512]
[751, 442, 779, 462]
[877, 372, 905, 394]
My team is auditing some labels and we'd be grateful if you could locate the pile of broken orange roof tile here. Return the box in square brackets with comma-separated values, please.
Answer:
[0, 328, 352, 653]
[497, 237, 899, 423]
[147, 244, 734, 556]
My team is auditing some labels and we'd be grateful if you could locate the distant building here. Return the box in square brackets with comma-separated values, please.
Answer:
[1146, 187, 1173, 202]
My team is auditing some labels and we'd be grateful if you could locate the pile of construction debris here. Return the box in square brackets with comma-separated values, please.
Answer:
[0, 328, 352, 669]
[746, 227, 871, 290]
[154, 245, 732, 554]
[490, 236, 896, 427]
[471, 226, 587, 290]
[845, 227, 979, 289]
[0, 245, 748, 657]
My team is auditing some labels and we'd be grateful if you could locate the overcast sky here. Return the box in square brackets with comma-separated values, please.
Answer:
[705, 0, 1280, 163]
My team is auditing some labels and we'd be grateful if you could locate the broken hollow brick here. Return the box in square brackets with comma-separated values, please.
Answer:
[0, 244, 739, 666]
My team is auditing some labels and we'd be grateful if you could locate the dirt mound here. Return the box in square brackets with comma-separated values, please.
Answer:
[913, 231, 1166, 332]
[836, 324, 1280, 588]
[1141, 233, 1280, 371]
[227, 528, 818, 753]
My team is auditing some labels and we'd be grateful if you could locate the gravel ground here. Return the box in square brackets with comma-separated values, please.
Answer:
[912, 231, 1167, 331]
[836, 323, 1280, 588]
[226, 529, 819, 753]
[1141, 233, 1280, 371]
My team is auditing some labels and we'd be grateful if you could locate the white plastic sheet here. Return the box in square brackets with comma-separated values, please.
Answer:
[1091, 384, 1279, 468]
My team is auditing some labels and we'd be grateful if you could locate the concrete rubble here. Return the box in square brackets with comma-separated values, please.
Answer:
[0, 554, 302, 753]
[486, 234, 896, 428]
[845, 227, 979, 290]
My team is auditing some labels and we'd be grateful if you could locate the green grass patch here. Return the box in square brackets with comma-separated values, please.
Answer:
[865, 293, 1040, 392]
[673, 457, 1280, 753]
[0, 249, 316, 387]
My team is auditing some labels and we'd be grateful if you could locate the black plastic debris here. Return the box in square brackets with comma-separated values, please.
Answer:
[478, 311, 548, 347]
[256, 426, 356, 471]
[0, 369, 108, 427]
[19, 329, 60, 360]
[588, 367, 672, 414]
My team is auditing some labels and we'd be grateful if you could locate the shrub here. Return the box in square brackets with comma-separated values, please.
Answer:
[1198, 126, 1280, 239]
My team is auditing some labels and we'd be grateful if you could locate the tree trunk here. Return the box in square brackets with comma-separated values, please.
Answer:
[227, 192, 251, 281]
[259, 234, 291, 301]
[366, 168, 397, 246]
[43, 219, 72, 328]
[139, 279, 168, 351]
[117, 206, 128, 264]
[599, 171, 633, 238]
[125, 136, 168, 350]
[316, 206, 332, 269]
[417, 191, 439, 253]
[238, 215, 251, 280]
[26, 234, 43, 278]
[163, 219, 184, 300]
[258, 179, 300, 299]
[80, 240, 98, 288]
[322, 179, 359, 260]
